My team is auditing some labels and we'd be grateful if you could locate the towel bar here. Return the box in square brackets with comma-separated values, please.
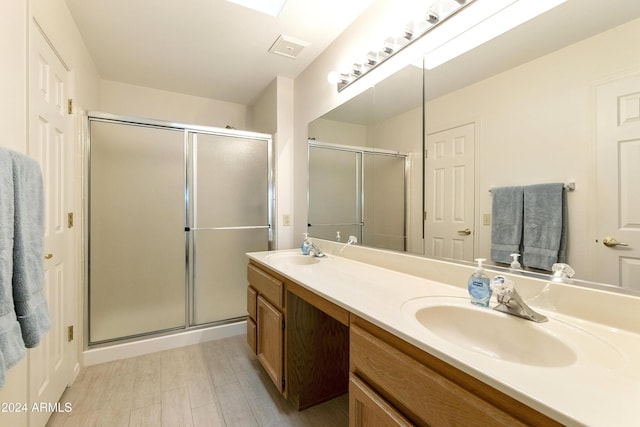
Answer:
[489, 182, 575, 193]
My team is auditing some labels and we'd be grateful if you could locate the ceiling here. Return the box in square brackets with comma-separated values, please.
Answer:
[64, 0, 373, 105]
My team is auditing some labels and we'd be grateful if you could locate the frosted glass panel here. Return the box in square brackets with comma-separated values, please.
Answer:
[193, 229, 268, 325]
[194, 133, 268, 227]
[308, 147, 361, 227]
[363, 154, 406, 251]
[89, 121, 186, 343]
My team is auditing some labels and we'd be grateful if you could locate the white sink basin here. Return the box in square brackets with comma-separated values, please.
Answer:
[265, 252, 321, 267]
[402, 297, 622, 368]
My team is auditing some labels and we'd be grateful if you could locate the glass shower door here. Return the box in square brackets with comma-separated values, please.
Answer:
[190, 132, 271, 325]
[363, 153, 407, 251]
[308, 146, 362, 241]
[89, 121, 187, 344]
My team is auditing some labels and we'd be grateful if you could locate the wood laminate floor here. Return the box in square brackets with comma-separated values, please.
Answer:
[46, 335, 349, 427]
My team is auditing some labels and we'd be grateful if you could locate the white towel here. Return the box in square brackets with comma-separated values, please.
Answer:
[0, 148, 26, 388]
[11, 152, 50, 348]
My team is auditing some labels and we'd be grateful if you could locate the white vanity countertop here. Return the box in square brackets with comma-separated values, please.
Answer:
[247, 248, 640, 427]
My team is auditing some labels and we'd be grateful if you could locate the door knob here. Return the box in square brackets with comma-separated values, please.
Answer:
[457, 228, 472, 236]
[44, 253, 53, 259]
[602, 237, 629, 247]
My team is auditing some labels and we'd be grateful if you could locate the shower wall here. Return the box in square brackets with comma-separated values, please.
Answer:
[88, 114, 272, 345]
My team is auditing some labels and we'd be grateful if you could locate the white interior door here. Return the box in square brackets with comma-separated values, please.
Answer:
[594, 74, 640, 290]
[425, 123, 475, 261]
[28, 20, 76, 426]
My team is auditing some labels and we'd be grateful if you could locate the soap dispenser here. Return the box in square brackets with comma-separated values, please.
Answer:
[336, 231, 341, 242]
[301, 233, 310, 255]
[468, 258, 492, 307]
[509, 253, 522, 269]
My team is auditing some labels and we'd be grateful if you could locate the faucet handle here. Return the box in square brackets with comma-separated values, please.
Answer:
[490, 276, 513, 296]
[552, 263, 575, 279]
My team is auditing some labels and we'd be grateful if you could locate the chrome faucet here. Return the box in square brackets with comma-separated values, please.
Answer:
[305, 239, 326, 258]
[490, 277, 548, 323]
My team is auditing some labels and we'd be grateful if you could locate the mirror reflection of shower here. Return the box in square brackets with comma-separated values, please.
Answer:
[307, 140, 409, 252]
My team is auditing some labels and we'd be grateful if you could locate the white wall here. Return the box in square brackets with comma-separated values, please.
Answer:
[426, 17, 640, 280]
[309, 118, 367, 146]
[99, 80, 249, 129]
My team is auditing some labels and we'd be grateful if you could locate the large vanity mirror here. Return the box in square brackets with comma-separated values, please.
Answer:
[308, 0, 640, 294]
[308, 62, 425, 255]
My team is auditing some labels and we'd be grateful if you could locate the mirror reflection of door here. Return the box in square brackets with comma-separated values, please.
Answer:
[425, 123, 476, 261]
[595, 74, 640, 290]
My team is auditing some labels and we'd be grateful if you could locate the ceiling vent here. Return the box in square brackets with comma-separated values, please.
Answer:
[268, 34, 309, 59]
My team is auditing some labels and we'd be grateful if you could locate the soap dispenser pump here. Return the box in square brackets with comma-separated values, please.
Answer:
[468, 258, 492, 307]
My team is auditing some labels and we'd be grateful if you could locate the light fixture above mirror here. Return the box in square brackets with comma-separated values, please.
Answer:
[328, 0, 472, 91]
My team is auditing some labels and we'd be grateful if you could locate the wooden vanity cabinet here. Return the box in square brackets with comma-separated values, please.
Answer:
[247, 260, 561, 425]
[349, 315, 562, 427]
[247, 260, 350, 408]
[247, 263, 285, 393]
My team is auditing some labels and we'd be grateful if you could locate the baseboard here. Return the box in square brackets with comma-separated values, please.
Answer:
[82, 321, 246, 366]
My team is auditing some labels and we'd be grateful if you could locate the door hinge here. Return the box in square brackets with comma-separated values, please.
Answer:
[282, 376, 286, 389]
[67, 99, 73, 114]
[424, 211, 427, 221]
[424, 149, 428, 159]
[67, 212, 74, 228]
[281, 318, 285, 330]
[67, 325, 74, 342]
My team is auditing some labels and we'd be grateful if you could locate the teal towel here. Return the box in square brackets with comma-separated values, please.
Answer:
[522, 183, 567, 271]
[11, 152, 50, 348]
[490, 186, 524, 264]
[0, 149, 26, 388]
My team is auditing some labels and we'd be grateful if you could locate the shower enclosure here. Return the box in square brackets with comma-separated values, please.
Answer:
[308, 140, 408, 251]
[87, 113, 273, 345]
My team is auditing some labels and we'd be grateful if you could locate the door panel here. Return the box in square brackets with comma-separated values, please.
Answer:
[425, 123, 475, 261]
[28, 21, 74, 427]
[192, 228, 268, 324]
[89, 122, 186, 343]
[364, 153, 406, 251]
[192, 133, 269, 227]
[595, 74, 640, 289]
[308, 146, 362, 241]
[190, 132, 271, 326]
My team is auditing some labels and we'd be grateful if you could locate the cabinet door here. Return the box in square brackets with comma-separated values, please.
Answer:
[350, 374, 414, 427]
[257, 295, 284, 393]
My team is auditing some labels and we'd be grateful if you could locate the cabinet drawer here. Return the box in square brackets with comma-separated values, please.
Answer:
[248, 264, 283, 309]
[350, 373, 413, 427]
[247, 318, 257, 354]
[247, 286, 257, 321]
[350, 324, 525, 427]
